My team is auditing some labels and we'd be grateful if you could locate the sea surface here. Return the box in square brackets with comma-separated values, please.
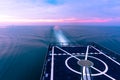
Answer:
[0, 25, 120, 80]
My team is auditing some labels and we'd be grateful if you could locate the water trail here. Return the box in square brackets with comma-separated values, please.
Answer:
[53, 26, 69, 45]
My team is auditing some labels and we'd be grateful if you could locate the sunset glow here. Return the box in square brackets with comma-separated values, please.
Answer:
[0, 16, 113, 23]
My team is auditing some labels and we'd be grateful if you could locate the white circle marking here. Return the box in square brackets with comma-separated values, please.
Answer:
[65, 55, 108, 76]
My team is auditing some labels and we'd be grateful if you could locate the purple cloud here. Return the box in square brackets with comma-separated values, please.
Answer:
[0, 0, 120, 25]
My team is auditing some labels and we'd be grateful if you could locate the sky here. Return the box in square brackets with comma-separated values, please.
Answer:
[0, 0, 120, 25]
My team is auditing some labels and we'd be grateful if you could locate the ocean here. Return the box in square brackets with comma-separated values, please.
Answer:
[0, 25, 120, 80]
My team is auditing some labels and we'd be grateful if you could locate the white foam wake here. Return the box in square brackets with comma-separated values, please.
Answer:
[54, 26, 69, 45]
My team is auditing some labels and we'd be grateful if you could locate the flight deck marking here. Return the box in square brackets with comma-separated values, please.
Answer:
[50, 46, 54, 80]
[83, 46, 91, 80]
[91, 46, 120, 66]
[55, 46, 116, 80]
[65, 55, 108, 76]
[55, 46, 80, 60]
[85, 46, 89, 60]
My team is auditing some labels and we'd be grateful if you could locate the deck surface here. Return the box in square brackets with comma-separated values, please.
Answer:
[41, 45, 120, 80]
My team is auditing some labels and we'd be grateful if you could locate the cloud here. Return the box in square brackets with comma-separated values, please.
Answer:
[0, 0, 120, 24]
[0, 17, 113, 23]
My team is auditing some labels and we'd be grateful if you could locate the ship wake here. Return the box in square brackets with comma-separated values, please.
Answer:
[53, 26, 69, 45]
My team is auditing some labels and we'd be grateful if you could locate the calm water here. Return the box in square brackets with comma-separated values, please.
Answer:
[0, 25, 120, 80]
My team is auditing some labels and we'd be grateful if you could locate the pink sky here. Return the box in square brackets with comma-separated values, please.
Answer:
[0, 18, 115, 26]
